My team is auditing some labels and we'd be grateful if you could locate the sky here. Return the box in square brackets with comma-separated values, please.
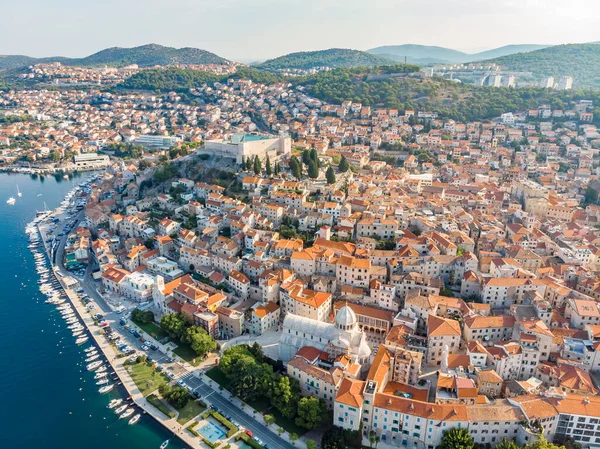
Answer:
[3, 0, 600, 61]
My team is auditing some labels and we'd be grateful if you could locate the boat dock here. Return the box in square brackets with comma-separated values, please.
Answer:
[36, 212, 198, 448]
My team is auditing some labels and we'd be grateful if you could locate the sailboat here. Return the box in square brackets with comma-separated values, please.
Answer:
[6, 197, 15, 205]
[17, 185, 22, 197]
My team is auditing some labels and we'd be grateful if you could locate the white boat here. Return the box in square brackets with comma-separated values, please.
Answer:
[85, 354, 99, 362]
[76, 336, 89, 345]
[72, 330, 84, 337]
[17, 185, 22, 197]
[119, 408, 134, 419]
[95, 371, 108, 379]
[6, 197, 15, 205]
[128, 414, 141, 425]
[96, 378, 109, 385]
[86, 361, 103, 371]
[84, 346, 96, 353]
[99, 384, 114, 394]
[108, 398, 122, 409]
[115, 404, 128, 414]
[160, 440, 170, 449]
[96, 366, 107, 373]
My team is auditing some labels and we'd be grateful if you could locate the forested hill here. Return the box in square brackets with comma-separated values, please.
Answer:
[299, 67, 600, 123]
[0, 44, 229, 69]
[483, 43, 600, 90]
[256, 49, 394, 71]
[118, 67, 286, 91]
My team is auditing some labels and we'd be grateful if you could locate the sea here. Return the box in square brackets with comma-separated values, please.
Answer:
[0, 172, 185, 449]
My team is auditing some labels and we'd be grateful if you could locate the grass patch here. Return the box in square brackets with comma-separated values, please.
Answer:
[127, 361, 169, 396]
[176, 399, 206, 425]
[147, 394, 176, 419]
[205, 366, 231, 389]
[134, 320, 169, 341]
[173, 343, 202, 366]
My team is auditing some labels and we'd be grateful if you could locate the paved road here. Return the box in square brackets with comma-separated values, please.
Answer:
[194, 379, 297, 449]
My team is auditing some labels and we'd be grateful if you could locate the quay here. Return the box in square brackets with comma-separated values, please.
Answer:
[37, 213, 198, 449]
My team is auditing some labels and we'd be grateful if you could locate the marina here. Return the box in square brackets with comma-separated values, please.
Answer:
[0, 173, 181, 449]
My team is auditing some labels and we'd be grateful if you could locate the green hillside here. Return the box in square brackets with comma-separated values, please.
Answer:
[257, 48, 394, 71]
[484, 43, 600, 89]
[368, 44, 467, 63]
[119, 67, 285, 92]
[299, 66, 600, 123]
[0, 44, 229, 70]
[367, 44, 547, 64]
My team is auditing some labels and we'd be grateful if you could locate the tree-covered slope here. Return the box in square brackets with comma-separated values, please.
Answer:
[0, 44, 230, 70]
[257, 48, 394, 71]
[483, 43, 600, 89]
[299, 66, 600, 122]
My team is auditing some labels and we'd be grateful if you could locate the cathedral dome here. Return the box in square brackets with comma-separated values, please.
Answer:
[335, 305, 357, 329]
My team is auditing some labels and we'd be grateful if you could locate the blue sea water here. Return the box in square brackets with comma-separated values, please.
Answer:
[0, 173, 184, 449]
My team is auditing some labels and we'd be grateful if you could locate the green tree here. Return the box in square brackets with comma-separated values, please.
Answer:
[160, 313, 188, 339]
[49, 151, 61, 162]
[274, 162, 280, 176]
[265, 155, 272, 176]
[306, 440, 317, 449]
[253, 156, 262, 175]
[307, 160, 319, 179]
[585, 187, 599, 204]
[245, 157, 253, 171]
[295, 397, 328, 430]
[302, 150, 312, 165]
[326, 166, 336, 184]
[438, 427, 474, 449]
[270, 375, 300, 419]
[309, 149, 319, 166]
[131, 309, 154, 324]
[524, 437, 565, 449]
[496, 439, 521, 449]
[290, 155, 302, 180]
[290, 433, 299, 442]
[264, 414, 276, 425]
[183, 326, 216, 356]
[339, 155, 350, 172]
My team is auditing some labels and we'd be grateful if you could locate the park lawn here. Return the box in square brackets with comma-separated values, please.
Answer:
[205, 366, 231, 389]
[173, 343, 202, 367]
[128, 361, 169, 396]
[176, 399, 206, 425]
[147, 394, 176, 419]
[133, 320, 169, 341]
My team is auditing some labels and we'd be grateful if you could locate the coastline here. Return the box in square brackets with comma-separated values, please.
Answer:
[34, 194, 195, 449]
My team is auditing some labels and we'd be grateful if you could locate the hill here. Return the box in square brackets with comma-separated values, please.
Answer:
[299, 66, 600, 123]
[483, 43, 600, 90]
[467, 44, 548, 61]
[119, 67, 285, 92]
[367, 43, 548, 64]
[256, 49, 394, 71]
[367, 44, 467, 64]
[0, 44, 229, 70]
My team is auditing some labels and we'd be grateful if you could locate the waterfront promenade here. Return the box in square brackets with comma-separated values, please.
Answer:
[36, 200, 298, 449]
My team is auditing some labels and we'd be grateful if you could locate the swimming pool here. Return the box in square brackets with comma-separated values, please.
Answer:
[198, 420, 226, 444]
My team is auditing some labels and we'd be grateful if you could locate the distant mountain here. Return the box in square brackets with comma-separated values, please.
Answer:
[483, 43, 600, 89]
[367, 43, 548, 64]
[0, 44, 229, 70]
[467, 44, 549, 61]
[367, 44, 467, 64]
[256, 48, 394, 71]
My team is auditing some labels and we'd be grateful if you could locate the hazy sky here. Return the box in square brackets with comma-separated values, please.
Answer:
[3, 0, 600, 61]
